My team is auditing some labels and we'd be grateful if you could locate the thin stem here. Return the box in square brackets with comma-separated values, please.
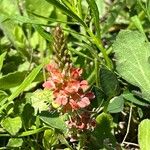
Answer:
[121, 104, 133, 145]
[123, 141, 139, 147]
[94, 58, 100, 87]
[86, 29, 112, 69]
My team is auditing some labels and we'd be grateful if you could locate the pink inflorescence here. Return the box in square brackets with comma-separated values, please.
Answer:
[43, 62, 95, 112]
[66, 112, 96, 131]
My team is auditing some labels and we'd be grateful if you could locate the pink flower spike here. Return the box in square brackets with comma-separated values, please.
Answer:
[42, 80, 55, 89]
[55, 94, 68, 105]
[69, 99, 79, 110]
[46, 63, 57, 72]
[65, 80, 80, 94]
[70, 68, 82, 79]
[77, 97, 90, 108]
[55, 91, 68, 105]
[80, 80, 89, 90]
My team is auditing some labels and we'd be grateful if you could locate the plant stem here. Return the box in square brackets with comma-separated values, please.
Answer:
[121, 104, 133, 145]
[86, 29, 112, 69]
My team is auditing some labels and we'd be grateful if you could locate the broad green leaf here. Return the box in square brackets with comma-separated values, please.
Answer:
[1, 116, 22, 135]
[113, 30, 150, 101]
[123, 91, 149, 106]
[39, 111, 67, 132]
[107, 96, 124, 113]
[138, 119, 150, 150]
[100, 67, 120, 99]
[21, 103, 34, 129]
[92, 86, 104, 108]
[86, 0, 100, 38]
[45, 0, 86, 27]
[8, 64, 43, 101]
[92, 113, 116, 149]
[0, 71, 27, 89]
[31, 89, 53, 114]
[7, 138, 23, 148]
[25, 0, 54, 24]
[0, 52, 7, 71]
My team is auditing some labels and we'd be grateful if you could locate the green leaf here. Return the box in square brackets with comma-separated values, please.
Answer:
[0, 90, 8, 108]
[123, 91, 149, 106]
[1, 116, 22, 136]
[42, 129, 58, 148]
[22, 103, 34, 129]
[92, 113, 116, 149]
[8, 64, 43, 101]
[39, 111, 67, 132]
[100, 67, 120, 99]
[0, 71, 27, 89]
[113, 30, 150, 101]
[7, 138, 23, 148]
[25, 0, 54, 24]
[34, 25, 52, 42]
[0, 90, 8, 101]
[107, 95, 124, 113]
[92, 86, 104, 108]
[31, 89, 53, 114]
[0, 52, 7, 72]
[45, 0, 86, 27]
[86, 0, 100, 38]
[138, 119, 150, 150]
[131, 16, 145, 35]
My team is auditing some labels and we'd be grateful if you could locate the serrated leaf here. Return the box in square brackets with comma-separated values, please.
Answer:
[113, 30, 150, 101]
[39, 111, 67, 132]
[138, 119, 150, 150]
[31, 89, 53, 114]
[7, 138, 23, 148]
[107, 96, 124, 113]
[1, 116, 22, 135]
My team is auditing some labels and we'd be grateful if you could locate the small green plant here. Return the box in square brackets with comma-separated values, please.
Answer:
[0, 0, 150, 149]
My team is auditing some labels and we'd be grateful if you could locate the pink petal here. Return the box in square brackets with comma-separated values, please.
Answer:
[55, 95, 68, 105]
[69, 99, 79, 110]
[80, 80, 89, 90]
[77, 97, 90, 108]
[65, 80, 80, 93]
[42, 80, 55, 89]
[77, 122, 85, 129]
[70, 68, 82, 79]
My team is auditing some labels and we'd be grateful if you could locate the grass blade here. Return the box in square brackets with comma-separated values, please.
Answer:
[8, 64, 43, 101]
[45, 0, 86, 27]
[86, 0, 101, 38]
[0, 52, 7, 72]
